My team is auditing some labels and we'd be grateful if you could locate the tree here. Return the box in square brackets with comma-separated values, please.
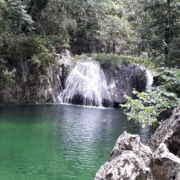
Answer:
[128, 0, 180, 67]
[96, 1, 131, 54]
[23, 0, 49, 21]
[121, 68, 180, 125]
[3, 0, 34, 33]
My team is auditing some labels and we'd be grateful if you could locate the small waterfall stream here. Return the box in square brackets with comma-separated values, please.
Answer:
[145, 69, 153, 88]
[58, 60, 112, 107]
[132, 63, 153, 88]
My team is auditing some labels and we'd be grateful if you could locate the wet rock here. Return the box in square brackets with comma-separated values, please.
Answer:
[175, 172, 180, 180]
[57, 60, 112, 107]
[47, 51, 72, 102]
[109, 131, 152, 162]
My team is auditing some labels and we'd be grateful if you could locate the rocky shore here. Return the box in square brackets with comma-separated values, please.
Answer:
[95, 106, 180, 180]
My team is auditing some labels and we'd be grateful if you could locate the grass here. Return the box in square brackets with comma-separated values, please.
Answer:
[74, 53, 131, 69]
[74, 53, 157, 71]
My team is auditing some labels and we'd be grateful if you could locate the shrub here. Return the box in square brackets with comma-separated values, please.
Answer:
[74, 53, 156, 70]
[121, 68, 180, 125]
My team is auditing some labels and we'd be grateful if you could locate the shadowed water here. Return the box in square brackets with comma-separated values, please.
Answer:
[0, 105, 156, 180]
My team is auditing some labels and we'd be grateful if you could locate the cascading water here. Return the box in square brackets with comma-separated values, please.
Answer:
[145, 69, 153, 88]
[132, 63, 153, 88]
[58, 60, 112, 107]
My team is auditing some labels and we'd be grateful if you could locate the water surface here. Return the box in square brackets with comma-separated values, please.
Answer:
[0, 105, 156, 180]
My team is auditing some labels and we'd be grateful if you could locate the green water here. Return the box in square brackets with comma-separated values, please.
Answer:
[0, 105, 156, 180]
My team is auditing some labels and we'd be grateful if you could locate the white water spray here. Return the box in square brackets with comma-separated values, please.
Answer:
[132, 63, 153, 88]
[145, 69, 153, 88]
[58, 60, 112, 107]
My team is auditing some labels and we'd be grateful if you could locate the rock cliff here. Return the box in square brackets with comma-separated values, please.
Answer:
[0, 50, 72, 105]
[95, 106, 180, 180]
[103, 63, 150, 106]
[0, 53, 152, 107]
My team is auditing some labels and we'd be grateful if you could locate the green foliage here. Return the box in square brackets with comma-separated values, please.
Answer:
[0, 0, 34, 33]
[74, 53, 131, 72]
[121, 68, 180, 125]
[168, 38, 180, 68]
[1, 0, 180, 65]
[37, 0, 131, 53]
[28, 39, 56, 74]
[74, 54, 88, 60]
[90, 54, 126, 67]
[74, 53, 156, 70]
[0, 35, 56, 84]
[0, 58, 7, 88]
[1, 0, 180, 107]
[5, 36, 55, 61]
[156, 67, 180, 96]
[0, 58, 6, 70]
[2, 68, 16, 83]
[126, 0, 180, 67]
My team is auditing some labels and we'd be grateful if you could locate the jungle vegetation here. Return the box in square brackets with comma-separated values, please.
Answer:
[0, 0, 180, 123]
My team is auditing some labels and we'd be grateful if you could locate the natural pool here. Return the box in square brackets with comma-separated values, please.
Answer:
[0, 104, 156, 180]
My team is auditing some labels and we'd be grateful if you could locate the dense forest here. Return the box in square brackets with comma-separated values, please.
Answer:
[0, 0, 180, 123]
[1, 0, 180, 70]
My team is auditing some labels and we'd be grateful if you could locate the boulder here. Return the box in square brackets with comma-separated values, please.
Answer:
[149, 106, 180, 154]
[151, 143, 180, 180]
[149, 106, 180, 180]
[95, 106, 180, 180]
[95, 132, 152, 180]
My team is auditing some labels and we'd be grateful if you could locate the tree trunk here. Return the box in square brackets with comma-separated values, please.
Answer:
[164, 0, 173, 65]
[112, 40, 116, 54]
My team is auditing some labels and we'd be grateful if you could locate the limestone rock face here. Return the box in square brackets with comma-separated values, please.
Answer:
[151, 143, 180, 180]
[103, 63, 150, 105]
[149, 106, 180, 180]
[95, 132, 152, 180]
[149, 106, 180, 153]
[47, 51, 72, 102]
[109, 132, 152, 162]
[56, 59, 151, 107]
[0, 50, 72, 105]
[95, 106, 180, 180]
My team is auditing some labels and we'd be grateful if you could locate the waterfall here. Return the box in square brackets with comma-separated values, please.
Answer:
[145, 69, 153, 88]
[58, 60, 112, 107]
[131, 63, 153, 88]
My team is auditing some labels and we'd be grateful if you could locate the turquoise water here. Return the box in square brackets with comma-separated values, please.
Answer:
[0, 105, 156, 180]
